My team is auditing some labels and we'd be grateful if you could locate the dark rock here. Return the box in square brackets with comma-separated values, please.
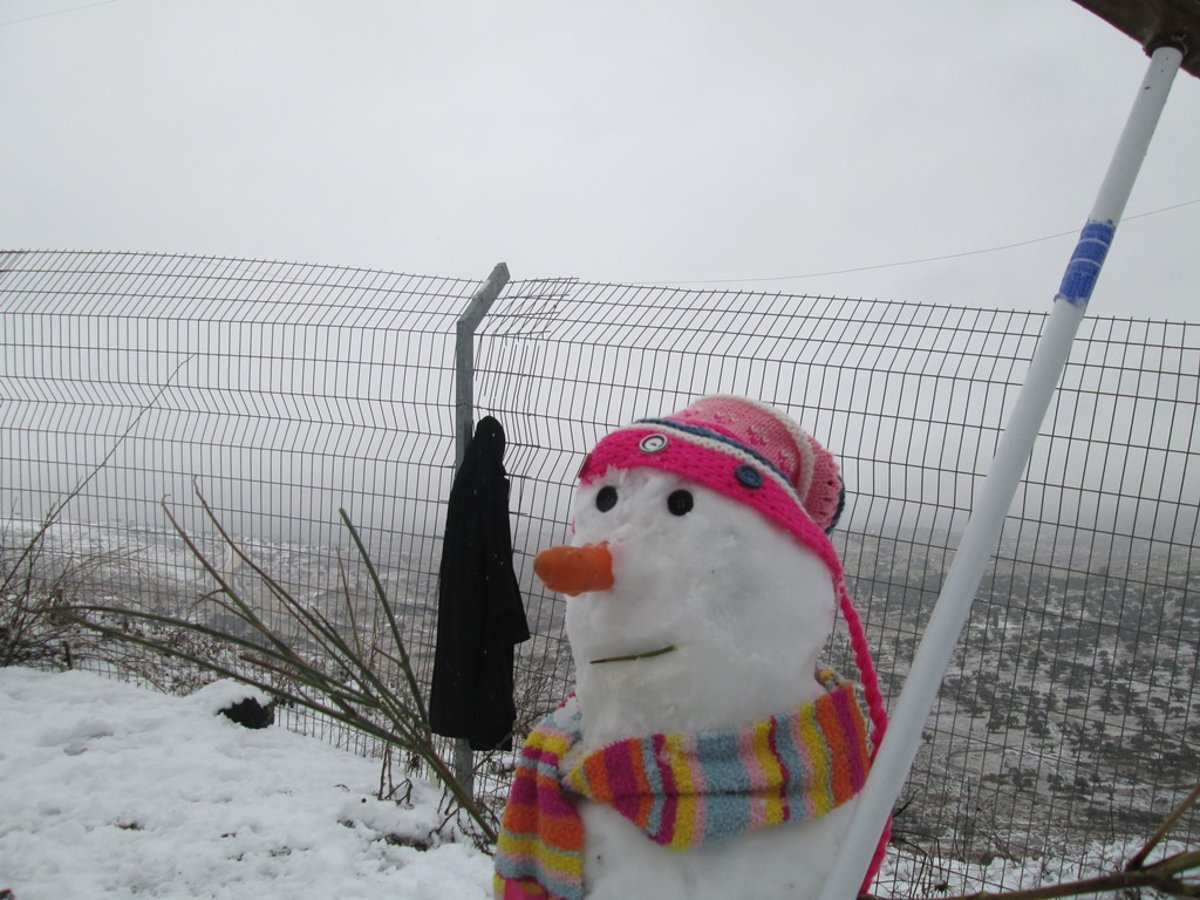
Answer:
[217, 696, 276, 729]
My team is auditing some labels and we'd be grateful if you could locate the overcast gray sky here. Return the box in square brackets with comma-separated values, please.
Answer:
[2, 1, 1198, 320]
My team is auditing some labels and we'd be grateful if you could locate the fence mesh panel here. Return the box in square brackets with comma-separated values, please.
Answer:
[2, 250, 1197, 895]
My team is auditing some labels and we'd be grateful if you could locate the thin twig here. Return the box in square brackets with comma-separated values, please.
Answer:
[1127, 782, 1200, 872]
[871, 780, 1200, 899]
[894, 851, 1199, 898]
[339, 508, 429, 728]
[74, 492, 498, 845]
[0, 353, 193, 598]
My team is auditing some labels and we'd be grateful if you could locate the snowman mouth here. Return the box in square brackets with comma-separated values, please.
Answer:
[589, 644, 677, 665]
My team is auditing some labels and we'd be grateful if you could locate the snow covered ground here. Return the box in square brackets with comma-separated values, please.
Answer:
[4, 525, 1193, 898]
[2, 665, 1190, 899]
[0, 666, 493, 899]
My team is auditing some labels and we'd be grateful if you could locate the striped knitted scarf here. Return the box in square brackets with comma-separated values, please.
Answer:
[493, 670, 872, 900]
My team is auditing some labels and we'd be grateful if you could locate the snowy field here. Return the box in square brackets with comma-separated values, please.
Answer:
[0, 666, 494, 900]
[2, 665, 1189, 899]
[3, 518, 1195, 896]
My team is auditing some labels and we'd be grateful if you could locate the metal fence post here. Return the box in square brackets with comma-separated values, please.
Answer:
[450, 261, 511, 797]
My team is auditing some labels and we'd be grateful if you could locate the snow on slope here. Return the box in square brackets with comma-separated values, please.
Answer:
[0, 667, 493, 899]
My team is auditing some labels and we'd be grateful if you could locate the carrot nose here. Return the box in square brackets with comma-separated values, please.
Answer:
[534, 543, 614, 596]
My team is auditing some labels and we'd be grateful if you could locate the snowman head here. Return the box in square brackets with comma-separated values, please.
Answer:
[540, 396, 852, 742]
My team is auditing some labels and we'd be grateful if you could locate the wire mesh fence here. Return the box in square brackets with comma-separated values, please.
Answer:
[2, 249, 1197, 895]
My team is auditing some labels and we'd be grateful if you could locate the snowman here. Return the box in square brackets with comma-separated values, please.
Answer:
[495, 396, 888, 900]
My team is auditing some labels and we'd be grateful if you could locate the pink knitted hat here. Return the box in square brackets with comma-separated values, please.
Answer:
[576, 395, 890, 885]
[579, 395, 846, 560]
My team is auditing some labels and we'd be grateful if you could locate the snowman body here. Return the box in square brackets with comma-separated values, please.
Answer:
[575, 800, 855, 900]
[559, 467, 858, 899]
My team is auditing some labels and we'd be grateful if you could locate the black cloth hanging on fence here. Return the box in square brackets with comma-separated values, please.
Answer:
[429, 416, 531, 751]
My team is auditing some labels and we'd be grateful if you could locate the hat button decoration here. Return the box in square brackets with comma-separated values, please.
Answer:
[662, 394, 846, 533]
[496, 395, 888, 900]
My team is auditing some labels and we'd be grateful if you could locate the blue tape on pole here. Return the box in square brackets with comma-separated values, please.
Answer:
[1055, 219, 1115, 307]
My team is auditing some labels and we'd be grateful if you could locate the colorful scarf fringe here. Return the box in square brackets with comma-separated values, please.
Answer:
[494, 670, 873, 900]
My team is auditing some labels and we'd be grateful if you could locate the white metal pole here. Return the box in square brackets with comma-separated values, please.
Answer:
[819, 44, 1183, 900]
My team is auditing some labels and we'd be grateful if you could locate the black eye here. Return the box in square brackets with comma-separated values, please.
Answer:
[667, 490, 694, 516]
[596, 486, 618, 512]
